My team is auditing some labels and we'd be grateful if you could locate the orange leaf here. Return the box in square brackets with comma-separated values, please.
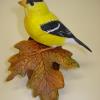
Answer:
[6, 39, 79, 100]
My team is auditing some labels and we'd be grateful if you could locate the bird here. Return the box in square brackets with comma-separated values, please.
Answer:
[18, 0, 92, 52]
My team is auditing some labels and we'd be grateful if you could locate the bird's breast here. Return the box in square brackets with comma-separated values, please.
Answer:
[24, 13, 65, 46]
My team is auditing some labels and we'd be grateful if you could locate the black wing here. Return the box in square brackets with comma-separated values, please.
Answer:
[41, 20, 73, 38]
[41, 20, 92, 52]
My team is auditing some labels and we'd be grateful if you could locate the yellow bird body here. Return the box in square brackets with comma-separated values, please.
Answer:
[24, 2, 65, 46]
[18, 0, 92, 52]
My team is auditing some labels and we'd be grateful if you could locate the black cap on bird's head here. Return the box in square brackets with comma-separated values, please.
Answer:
[27, 0, 43, 5]
[19, 0, 43, 7]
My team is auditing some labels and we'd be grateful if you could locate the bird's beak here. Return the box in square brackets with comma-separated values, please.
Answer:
[18, 0, 26, 7]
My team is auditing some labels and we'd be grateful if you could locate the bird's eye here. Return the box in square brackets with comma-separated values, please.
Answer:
[27, 0, 34, 6]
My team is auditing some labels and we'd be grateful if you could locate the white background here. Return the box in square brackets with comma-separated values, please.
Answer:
[0, 0, 100, 100]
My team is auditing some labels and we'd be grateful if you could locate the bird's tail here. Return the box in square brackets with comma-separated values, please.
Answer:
[73, 36, 92, 52]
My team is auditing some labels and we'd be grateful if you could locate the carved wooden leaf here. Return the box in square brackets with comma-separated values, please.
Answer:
[6, 40, 79, 100]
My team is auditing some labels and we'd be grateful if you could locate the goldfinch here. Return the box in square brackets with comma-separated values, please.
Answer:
[19, 0, 92, 52]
